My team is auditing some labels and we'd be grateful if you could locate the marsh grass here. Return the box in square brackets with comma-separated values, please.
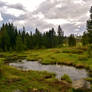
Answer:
[0, 64, 72, 92]
[1, 47, 92, 69]
[61, 74, 72, 83]
[0, 47, 92, 92]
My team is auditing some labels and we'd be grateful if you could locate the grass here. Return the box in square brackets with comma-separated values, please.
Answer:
[0, 64, 72, 92]
[20, 47, 92, 70]
[0, 46, 92, 92]
[61, 74, 72, 83]
[0, 46, 92, 70]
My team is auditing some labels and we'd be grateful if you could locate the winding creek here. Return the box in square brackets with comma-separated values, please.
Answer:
[9, 60, 89, 81]
[9, 60, 91, 89]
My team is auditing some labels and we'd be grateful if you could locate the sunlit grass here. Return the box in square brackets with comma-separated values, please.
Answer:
[0, 47, 92, 69]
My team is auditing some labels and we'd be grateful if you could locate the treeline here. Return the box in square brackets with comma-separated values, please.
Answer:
[82, 6, 92, 45]
[0, 24, 67, 51]
[0, 23, 77, 52]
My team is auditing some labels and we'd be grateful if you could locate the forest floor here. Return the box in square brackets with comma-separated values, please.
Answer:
[0, 47, 92, 92]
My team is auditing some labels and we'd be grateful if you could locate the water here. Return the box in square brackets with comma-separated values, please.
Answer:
[9, 60, 89, 81]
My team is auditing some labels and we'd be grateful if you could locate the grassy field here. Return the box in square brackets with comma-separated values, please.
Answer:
[1, 46, 91, 70]
[0, 47, 92, 92]
[25, 47, 92, 70]
[0, 58, 73, 92]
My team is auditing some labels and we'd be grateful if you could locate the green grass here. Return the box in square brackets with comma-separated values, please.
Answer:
[0, 64, 72, 92]
[61, 74, 72, 83]
[0, 46, 92, 92]
[0, 46, 92, 69]
[23, 47, 92, 70]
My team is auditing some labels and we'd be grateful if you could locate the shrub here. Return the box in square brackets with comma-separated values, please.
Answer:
[88, 44, 92, 57]
[61, 74, 72, 83]
[78, 55, 88, 61]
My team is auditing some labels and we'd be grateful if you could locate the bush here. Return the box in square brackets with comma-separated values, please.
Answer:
[88, 44, 92, 57]
[78, 55, 88, 61]
[61, 74, 72, 83]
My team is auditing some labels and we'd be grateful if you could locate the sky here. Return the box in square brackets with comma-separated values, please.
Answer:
[0, 0, 91, 35]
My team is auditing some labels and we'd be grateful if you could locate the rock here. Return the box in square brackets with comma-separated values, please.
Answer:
[72, 79, 90, 89]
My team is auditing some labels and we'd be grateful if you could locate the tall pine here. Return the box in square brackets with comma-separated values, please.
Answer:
[57, 25, 64, 46]
[87, 6, 92, 44]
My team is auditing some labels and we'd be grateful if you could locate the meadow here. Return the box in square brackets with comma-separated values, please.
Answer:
[0, 46, 92, 92]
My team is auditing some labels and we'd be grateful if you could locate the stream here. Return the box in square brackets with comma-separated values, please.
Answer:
[10, 60, 91, 89]
[9, 60, 89, 81]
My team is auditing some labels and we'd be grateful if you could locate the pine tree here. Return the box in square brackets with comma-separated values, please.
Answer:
[82, 32, 88, 45]
[47, 28, 56, 48]
[22, 27, 26, 43]
[0, 24, 10, 51]
[25, 33, 31, 49]
[57, 25, 64, 46]
[87, 6, 92, 44]
[68, 34, 76, 47]
[16, 36, 24, 52]
[33, 28, 42, 49]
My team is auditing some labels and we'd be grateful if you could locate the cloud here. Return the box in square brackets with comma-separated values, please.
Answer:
[6, 8, 25, 17]
[7, 3, 26, 11]
[0, 13, 3, 21]
[0, 0, 92, 35]
[0, 1, 6, 7]
[0, 1, 26, 11]
[31, 0, 91, 35]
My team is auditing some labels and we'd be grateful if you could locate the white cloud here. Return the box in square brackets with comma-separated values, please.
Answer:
[56, 4, 62, 8]
[45, 19, 70, 25]
[1, 0, 45, 12]
[0, 13, 3, 21]
[0, 0, 92, 35]
[6, 8, 25, 17]
[73, 0, 86, 5]
[33, 12, 44, 19]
